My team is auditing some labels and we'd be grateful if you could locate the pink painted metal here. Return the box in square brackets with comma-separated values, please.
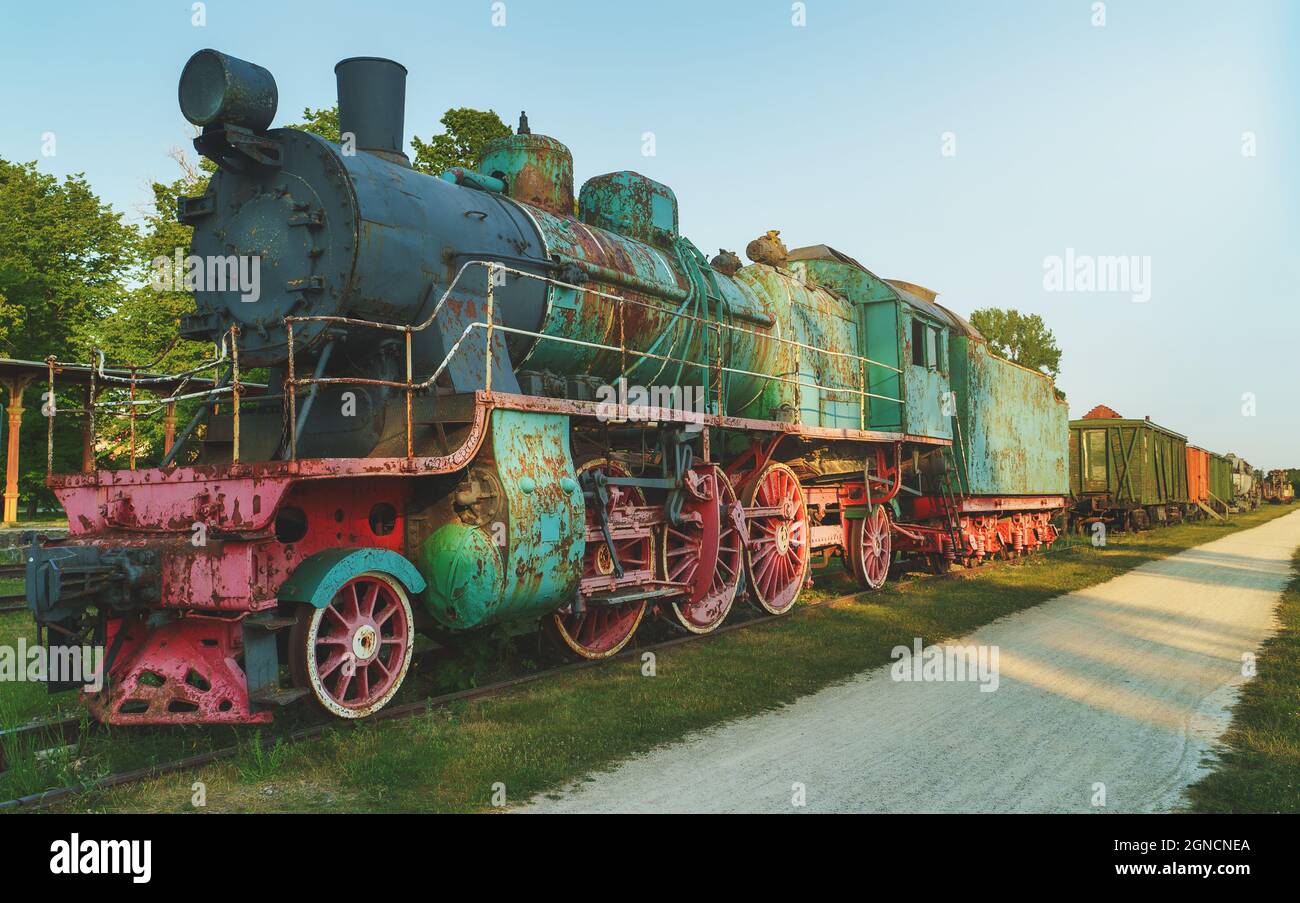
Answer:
[85, 615, 271, 725]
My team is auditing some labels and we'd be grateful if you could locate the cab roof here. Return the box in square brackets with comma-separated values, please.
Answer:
[787, 244, 982, 338]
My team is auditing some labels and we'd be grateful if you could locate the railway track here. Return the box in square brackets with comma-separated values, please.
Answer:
[0, 715, 85, 773]
[0, 547, 1069, 812]
[0, 605, 794, 811]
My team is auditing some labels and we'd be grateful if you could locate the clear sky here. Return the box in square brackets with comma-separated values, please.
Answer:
[2, 0, 1296, 467]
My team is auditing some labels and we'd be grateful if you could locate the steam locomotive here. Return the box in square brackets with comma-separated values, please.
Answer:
[24, 50, 1067, 725]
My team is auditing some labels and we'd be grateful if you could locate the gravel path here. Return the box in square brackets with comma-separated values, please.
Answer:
[520, 510, 1300, 813]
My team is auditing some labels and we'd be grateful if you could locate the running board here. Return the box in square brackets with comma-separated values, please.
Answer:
[582, 586, 682, 607]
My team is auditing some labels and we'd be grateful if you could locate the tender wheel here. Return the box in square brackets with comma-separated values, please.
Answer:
[666, 466, 743, 634]
[743, 462, 809, 615]
[552, 458, 650, 660]
[289, 572, 415, 719]
[849, 504, 892, 590]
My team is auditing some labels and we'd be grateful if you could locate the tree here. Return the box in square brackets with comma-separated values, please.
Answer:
[0, 157, 139, 511]
[78, 149, 213, 372]
[0, 160, 137, 361]
[968, 308, 1063, 379]
[286, 105, 340, 143]
[410, 107, 512, 175]
[287, 104, 510, 175]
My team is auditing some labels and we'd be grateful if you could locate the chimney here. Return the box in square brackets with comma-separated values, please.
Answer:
[335, 57, 409, 166]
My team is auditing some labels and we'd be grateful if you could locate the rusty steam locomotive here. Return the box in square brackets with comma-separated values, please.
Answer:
[24, 50, 1067, 724]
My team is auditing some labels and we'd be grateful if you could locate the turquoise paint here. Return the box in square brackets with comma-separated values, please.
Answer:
[493, 410, 584, 623]
[950, 336, 1068, 495]
[579, 171, 679, 247]
[277, 546, 427, 609]
[900, 306, 954, 440]
[477, 131, 575, 217]
[419, 410, 584, 631]
[420, 522, 505, 628]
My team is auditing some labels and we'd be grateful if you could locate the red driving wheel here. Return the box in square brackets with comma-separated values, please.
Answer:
[666, 466, 743, 634]
[851, 504, 892, 590]
[552, 459, 651, 660]
[743, 462, 809, 615]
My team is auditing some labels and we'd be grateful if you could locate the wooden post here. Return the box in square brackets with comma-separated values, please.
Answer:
[163, 401, 177, 458]
[2, 376, 32, 525]
[82, 384, 96, 473]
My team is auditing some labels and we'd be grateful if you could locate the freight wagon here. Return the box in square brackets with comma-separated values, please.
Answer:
[1068, 406, 1189, 529]
[1208, 452, 1233, 511]
[1186, 445, 1211, 513]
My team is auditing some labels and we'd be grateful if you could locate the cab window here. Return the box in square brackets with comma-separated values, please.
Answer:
[910, 319, 926, 366]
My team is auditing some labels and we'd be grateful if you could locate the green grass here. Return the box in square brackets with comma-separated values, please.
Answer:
[0, 517, 68, 529]
[7, 504, 1296, 814]
[1186, 545, 1300, 813]
[0, 609, 81, 728]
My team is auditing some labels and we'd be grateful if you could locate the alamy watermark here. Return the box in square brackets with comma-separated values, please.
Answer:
[50, 834, 151, 884]
[595, 379, 708, 433]
[1043, 248, 1151, 303]
[151, 249, 262, 303]
[0, 639, 104, 692]
[890, 638, 1000, 692]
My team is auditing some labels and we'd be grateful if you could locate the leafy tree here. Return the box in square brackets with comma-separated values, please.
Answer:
[411, 107, 511, 175]
[0, 160, 137, 361]
[286, 105, 341, 143]
[968, 308, 1063, 378]
[0, 158, 139, 512]
[79, 149, 212, 371]
[288, 104, 510, 175]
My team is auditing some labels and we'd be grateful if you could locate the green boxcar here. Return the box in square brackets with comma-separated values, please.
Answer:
[1069, 416, 1189, 514]
[1208, 452, 1233, 505]
[950, 336, 1069, 496]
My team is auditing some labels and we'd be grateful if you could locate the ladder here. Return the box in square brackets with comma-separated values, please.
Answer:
[934, 445, 966, 560]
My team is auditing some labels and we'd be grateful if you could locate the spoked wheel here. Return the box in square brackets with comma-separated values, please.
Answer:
[289, 572, 415, 719]
[848, 504, 892, 590]
[552, 458, 650, 660]
[666, 466, 743, 634]
[743, 462, 809, 615]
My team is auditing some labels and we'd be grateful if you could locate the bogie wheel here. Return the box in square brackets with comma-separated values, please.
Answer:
[551, 458, 650, 660]
[666, 466, 743, 634]
[849, 504, 892, 590]
[743, 462, 809, 615]
[289, 572, 415, 719]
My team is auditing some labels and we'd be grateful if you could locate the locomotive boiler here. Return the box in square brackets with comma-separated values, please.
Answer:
[24, 50, 1068, 726]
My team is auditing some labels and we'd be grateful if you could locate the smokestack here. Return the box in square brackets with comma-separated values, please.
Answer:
[334, 57, 409, 166]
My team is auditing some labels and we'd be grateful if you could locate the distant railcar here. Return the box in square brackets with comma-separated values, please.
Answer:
[1069, 407, 1189, 529]
[1225, 453, 1259, 510]
[1263, 470, 1296, 504]
[1208, 453, 1233, 509]
[1186, 445, 1211, 512]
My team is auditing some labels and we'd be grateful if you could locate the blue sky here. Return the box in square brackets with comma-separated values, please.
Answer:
[2, 0, 1296, 467]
